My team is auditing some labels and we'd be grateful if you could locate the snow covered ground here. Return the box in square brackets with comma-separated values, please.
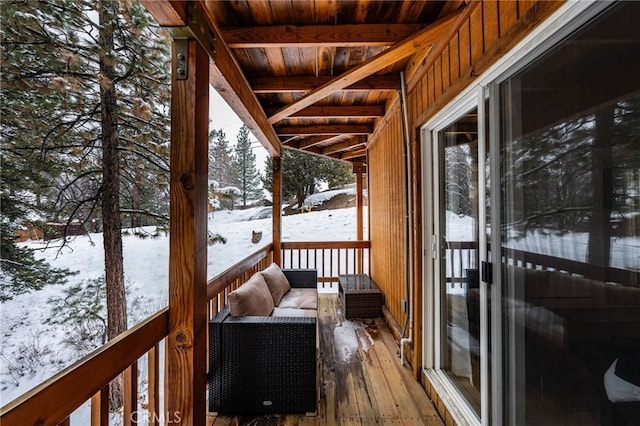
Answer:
[0, 200, 367, 406]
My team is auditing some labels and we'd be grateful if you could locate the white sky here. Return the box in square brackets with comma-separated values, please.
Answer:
[209, 87, 270, 172]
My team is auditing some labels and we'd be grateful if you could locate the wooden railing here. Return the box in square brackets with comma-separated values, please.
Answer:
[0, 244, 276, 426]
[281, 241, 370, 288]
[0, 308, 169, 426]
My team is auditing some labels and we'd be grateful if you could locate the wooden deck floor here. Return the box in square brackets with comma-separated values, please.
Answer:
[208, 293, 443, 425]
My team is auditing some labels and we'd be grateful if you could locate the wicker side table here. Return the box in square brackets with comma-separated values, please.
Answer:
[338, 274, 383, 319]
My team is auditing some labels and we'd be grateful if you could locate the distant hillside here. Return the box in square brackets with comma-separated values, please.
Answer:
[284, 186, 368, 215]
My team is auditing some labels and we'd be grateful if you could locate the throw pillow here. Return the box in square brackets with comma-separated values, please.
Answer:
[260, 263, 291, 306]
[228, 273, 274, 316]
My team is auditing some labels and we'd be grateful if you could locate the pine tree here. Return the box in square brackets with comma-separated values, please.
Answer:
[1, 0, 171, 408]
[209, 129, 238, 209]
[233, 125, 262, 207]
[263, 148, 354, 210]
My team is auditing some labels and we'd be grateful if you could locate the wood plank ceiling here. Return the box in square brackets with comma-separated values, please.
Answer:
[144, 1, 467, 166]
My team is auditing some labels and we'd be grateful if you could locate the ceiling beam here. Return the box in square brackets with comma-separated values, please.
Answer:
[267, 8, 464, 125]
[251, 75, 400, 93]
[140, 0, 187, 26]
[341, 149, 367, 160]
[222, 23, 428, 48]
[321, 137, 368, 155]
[141, 1, 281, 157]
[266, 105, 385, 119]
[438, 0, 466, 19]
[276, 124, 373, 136]
[285, 135, 336, 149]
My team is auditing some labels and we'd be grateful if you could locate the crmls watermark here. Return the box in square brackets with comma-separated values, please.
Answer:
[130, 411, 182, 424]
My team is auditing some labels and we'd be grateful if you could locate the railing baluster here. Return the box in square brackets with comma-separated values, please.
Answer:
[124, 362, 138, 426]
[90, 386, 109, 426]
[148, 344, 160, 426]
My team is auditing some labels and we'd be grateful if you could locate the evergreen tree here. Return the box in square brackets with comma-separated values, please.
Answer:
[233, 125, 262, 207]
[209, 129, 238, 209]
[1, 0, 171, 408]
[263, 148, 354, 210]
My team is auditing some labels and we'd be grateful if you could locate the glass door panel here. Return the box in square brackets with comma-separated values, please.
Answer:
[498, 3, 640, 424]
[437, 107, 481, 414]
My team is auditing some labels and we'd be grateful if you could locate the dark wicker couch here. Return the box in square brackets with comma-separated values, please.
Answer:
[208, 269, 318, 415]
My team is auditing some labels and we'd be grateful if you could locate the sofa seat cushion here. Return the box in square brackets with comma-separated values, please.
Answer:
[260, 263, 292, 306]
[271, 307, 317, 318]
[228, 273, 274, 317]
[278, 288, 318, 310]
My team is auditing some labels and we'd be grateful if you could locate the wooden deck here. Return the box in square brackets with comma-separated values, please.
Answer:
[208, 293, 443, 425]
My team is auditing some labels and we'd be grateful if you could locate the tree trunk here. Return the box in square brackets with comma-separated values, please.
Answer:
[99, 0, 127, 410]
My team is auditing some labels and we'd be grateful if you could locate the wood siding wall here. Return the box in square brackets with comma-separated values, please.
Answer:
[368, 99, 408, 327]
[367, 0, 565, 375]
[405, 0, 563, 126]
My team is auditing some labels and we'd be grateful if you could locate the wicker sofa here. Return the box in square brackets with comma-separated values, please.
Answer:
[208, 264, 318, 415]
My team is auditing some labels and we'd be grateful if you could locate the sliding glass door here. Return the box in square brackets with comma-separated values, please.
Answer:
[427, 90, 490, 423]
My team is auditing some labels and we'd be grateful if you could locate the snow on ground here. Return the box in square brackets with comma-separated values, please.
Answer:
[303, 185, 361, 207]
[0, 205, 368, 406]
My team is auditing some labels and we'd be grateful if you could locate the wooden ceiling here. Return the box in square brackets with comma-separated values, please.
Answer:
[142, 0, 468, 165]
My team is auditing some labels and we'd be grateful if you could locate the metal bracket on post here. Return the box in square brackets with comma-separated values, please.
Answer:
[352, 162, 366, 174]
[174, 38, 188, 80]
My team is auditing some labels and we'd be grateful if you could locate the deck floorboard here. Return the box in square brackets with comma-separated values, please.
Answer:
[208, 293, 443, 425]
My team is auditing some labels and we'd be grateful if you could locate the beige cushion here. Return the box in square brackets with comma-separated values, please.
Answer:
[278, 288, 318, 310]
[259, 263, 291, 306]
[272, 307, 317, 318]
[228, 273, 274, 317]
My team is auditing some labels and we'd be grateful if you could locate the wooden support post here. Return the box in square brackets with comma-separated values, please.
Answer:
[168, 38, 209, 426]
[272, 156, 282, 266]
[354, 162, 365, 273]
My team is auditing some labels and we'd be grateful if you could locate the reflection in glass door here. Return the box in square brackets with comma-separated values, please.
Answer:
[436, 107, 481, 414]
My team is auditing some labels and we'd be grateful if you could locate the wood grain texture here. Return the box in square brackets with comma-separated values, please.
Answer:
[168, 38, 209, 426]
[276, 124, 374, 136]
[265, 105, 385, 119]
[139, 0, 187, 26]
[252, 75, 401, 93]
[368, 99, 407, 326]
[272, 157, 282, 266]
[222, 23, 428, 47]
[123, 363, 138, 426]
[268, 9, 464, 124]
